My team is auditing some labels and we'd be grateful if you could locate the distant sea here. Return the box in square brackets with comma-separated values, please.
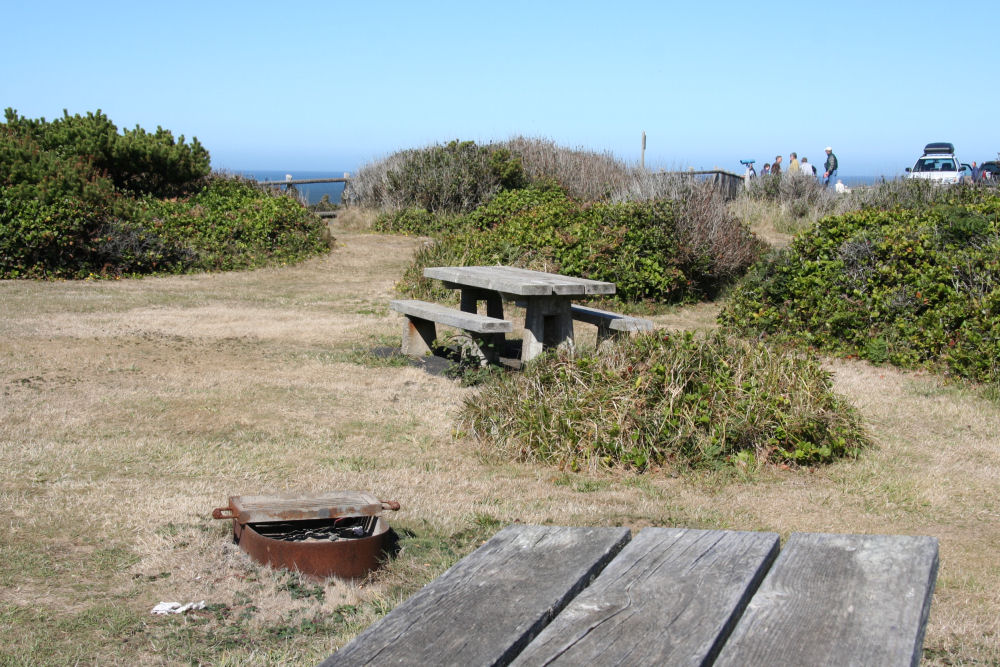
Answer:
[228, 169, 352, 205]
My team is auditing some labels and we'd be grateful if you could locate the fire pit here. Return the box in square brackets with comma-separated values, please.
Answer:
[212, 491, 400, 580]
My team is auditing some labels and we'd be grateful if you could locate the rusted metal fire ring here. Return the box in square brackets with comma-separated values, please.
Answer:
[212, 491, 400, 580]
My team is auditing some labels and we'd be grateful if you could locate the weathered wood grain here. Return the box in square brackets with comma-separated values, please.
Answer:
[389, 299, 513, 334]
[511, 528, 779, 666]
[217, 491, 383, 524]
[425, 266, 616, 296]
[320, 525, 631, 667]
[569, 305, 654, 332]
[713, 532, 939, 667]
[570, 304, 655, 343]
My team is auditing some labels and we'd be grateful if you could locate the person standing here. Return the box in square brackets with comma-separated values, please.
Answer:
[801, 157, 817, 176]
[771, 155, 783, 177]
[823, 147, 838, 187]
[788, 152, 800, 175]
[761, 163, 771, 176]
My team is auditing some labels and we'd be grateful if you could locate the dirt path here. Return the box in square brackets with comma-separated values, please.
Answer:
[0, 225, 996, 664]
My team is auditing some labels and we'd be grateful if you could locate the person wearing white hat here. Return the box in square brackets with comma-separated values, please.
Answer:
[823, 147, 838, 187]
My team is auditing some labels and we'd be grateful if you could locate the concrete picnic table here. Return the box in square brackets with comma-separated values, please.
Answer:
[423, 266, 616, 363]
[321, 525, 939, 666]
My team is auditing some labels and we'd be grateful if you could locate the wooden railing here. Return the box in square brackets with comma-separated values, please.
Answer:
[663, 169, 745, 199]
[255, 175, 351, 218]
[257, 175, 350, 186]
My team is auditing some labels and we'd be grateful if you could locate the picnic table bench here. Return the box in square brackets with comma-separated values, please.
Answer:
[321, 524, 938, 666]
[391, 266, 653, 364]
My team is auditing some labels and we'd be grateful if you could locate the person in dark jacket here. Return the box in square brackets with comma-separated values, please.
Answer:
[823, 147, 838, 187]
[771, 155, 782, 177]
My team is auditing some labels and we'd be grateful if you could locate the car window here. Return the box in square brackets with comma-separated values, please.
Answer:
[914, 158, 957, 172]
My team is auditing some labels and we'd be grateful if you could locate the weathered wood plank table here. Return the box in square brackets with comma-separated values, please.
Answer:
[321, 525, 939, 667]
[423, 266, 616, 363]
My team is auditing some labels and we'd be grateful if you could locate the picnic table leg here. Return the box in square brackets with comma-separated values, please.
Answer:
[401, 316, 435, 357]
[461, 288, 506, 361]
[459, 288, 504, 318]
[522, 296, 574, 363]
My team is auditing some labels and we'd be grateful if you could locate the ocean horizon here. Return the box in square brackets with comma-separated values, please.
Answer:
[228, 169, 352, 205]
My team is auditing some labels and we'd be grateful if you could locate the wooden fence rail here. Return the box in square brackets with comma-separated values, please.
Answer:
[664, 169, 745, 200]
[255, 170, 746, 202]
[257, 176, 350, 186]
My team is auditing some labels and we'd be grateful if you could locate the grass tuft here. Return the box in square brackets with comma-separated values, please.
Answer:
[460, 331, 869, 472]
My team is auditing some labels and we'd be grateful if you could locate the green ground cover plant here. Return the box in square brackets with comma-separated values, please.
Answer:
[720, 189, 1000, 384]
[1, 108, 328, 278]
[461, 330, 869, 472]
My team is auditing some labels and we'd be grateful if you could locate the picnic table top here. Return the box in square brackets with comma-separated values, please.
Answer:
[423, 265, 616, 297]
[322, 524, 939, 667]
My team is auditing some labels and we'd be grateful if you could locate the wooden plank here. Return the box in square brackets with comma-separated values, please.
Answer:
[424, 266, 615, 297]
[258, 177, 350, 185]
[490, 266, 616, 296]
[511, 528, 779, 666]
[321, 525, 631, 667]
[570, 304, 655, 332]
[427, 266, 551, 295]
[220, 491, 383, 524]
[389, 299, 512, 334]
[714, 532, 939, 667]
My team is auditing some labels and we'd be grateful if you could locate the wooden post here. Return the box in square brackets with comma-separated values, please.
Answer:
[641, 131, 646, 170]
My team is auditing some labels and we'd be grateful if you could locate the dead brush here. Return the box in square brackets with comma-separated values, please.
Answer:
[611, 174, 765, 285]
[498, 136, 632, 201]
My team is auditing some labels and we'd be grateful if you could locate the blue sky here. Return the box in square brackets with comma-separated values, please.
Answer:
[3, 1, 997, 177]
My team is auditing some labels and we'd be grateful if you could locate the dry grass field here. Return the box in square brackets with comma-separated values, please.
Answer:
[1, 222, 998, 665]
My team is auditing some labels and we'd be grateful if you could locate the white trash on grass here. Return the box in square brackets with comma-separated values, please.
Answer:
[151, 600, 207, 615]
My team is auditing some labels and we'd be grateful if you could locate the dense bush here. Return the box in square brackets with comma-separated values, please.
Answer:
[372, 206, 464, 235]
[3, 108, 210, 198]
[0, 175, 327, 278]
[398, 184, 762, 304]
[345, 140, 524, 213]
[349, 136, 717, 211]
[120, 177, 329, 273]
[1, 110, 326, 278]
[460, 331, 869, 471]
[720, 190, 1000, 384]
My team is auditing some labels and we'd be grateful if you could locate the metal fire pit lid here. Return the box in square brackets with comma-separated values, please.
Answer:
[212, 490, 397, 525]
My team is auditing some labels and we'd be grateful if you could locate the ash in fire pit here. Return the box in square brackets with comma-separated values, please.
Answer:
[250, 517, 375, 543]
[212, 491, 399, 580]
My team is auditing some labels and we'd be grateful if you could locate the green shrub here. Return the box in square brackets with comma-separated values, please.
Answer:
[1, 109, 324, 278]
[398, 184, 761, 304]
[0, 128, 116, 207]
[372, 207, 461, 235]
[3, 108, 210, 197]
[460, 331, 869, 471]
[719, 194, 1000, 384]
[0, 176, 327, 278]
[125, 177, 328, 272]
[0, 196, 107, 278]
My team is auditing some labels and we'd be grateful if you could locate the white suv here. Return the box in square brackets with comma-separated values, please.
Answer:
[905, 143, 966, 185]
